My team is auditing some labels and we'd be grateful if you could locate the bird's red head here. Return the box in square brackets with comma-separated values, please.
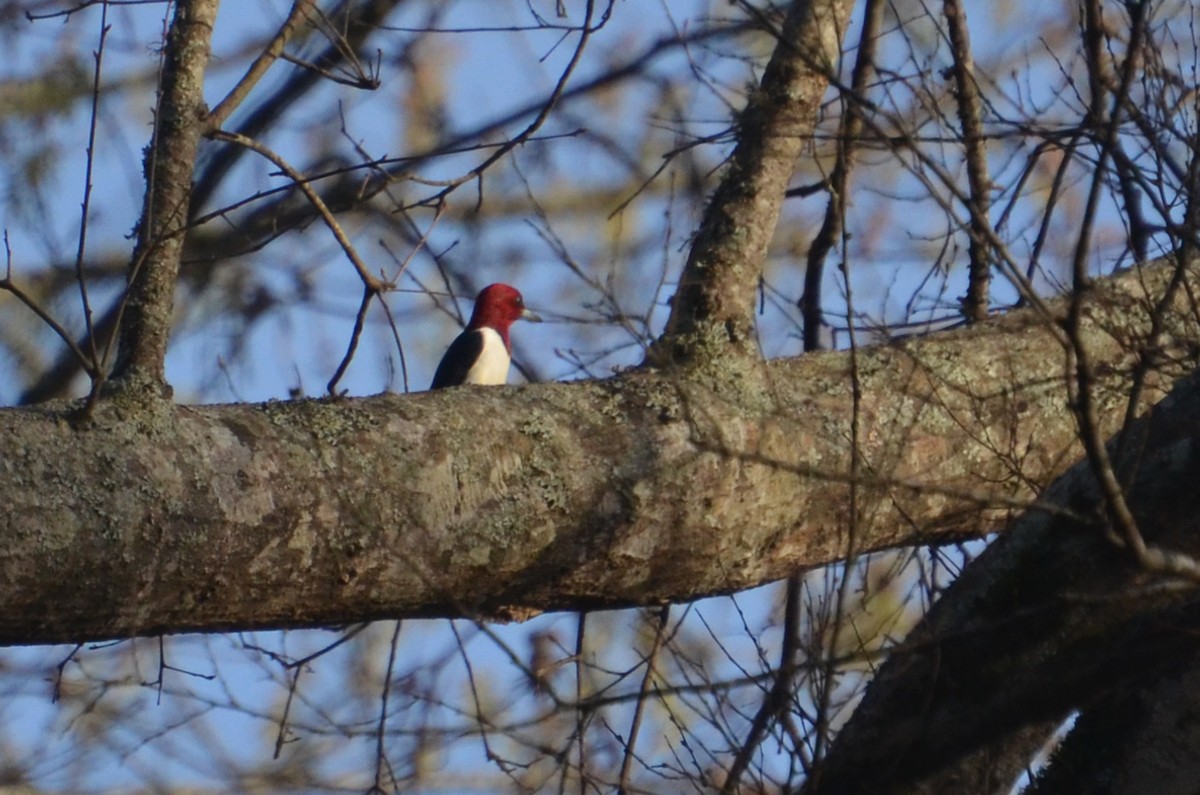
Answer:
[467, 284, 542, 340]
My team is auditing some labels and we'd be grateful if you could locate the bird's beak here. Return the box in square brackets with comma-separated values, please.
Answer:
[522, 308, 543, 323]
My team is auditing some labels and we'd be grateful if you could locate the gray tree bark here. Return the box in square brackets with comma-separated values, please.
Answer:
[112, 0, 220, 397]
[2, 260, 1198, 646]
[658, 0, 855, 366]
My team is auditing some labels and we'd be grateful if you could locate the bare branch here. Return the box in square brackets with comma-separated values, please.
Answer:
[110, 0, 220, 397]
[2, 260, 1198, 645]
[799, 0, 885, 351]
[1, 234, 96, 379]
[206, 0, 317, 131]
[209, 129, 385, 292]
[943, 0, 992, 323]
[655, 0, 856, 367]
[72, 3, 110, 391]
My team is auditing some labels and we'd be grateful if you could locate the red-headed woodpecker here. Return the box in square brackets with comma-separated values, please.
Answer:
[430, 283, 542, 389]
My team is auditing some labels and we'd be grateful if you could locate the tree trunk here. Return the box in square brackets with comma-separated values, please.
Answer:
[804, 361, 1200, 793]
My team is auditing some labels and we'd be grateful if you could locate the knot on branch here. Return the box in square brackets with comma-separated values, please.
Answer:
[94, 369, 176, 427]
[645, 319, 771, 413]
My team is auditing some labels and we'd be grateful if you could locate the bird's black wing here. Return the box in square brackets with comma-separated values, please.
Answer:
[430, 329, 485, 389]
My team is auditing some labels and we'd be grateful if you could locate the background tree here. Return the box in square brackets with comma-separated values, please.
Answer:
[1, 0, 1199, 792]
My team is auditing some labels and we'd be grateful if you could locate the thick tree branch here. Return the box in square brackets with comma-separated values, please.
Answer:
[1, 260, 1198, 646]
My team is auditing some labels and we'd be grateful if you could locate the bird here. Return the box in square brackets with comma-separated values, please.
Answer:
[430, 283, 542, 389]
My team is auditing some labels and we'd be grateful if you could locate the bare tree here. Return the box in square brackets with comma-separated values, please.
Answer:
[1, 0, 1199, 792]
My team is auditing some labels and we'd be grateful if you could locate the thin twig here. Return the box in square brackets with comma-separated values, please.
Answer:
[52, 644, 84, 703]
[207, 0, 317, 130]
[157, 635, 217, 690]
[799, 0, 884, 350]
[1, 233, 96, 377]
[450, 622, 515, 779]
[943, 0, 992, 323]
[257, 625, 369, 759]
[210, 129, 385, 292]
[327, 287, 374, 397]
[375, 297, 411, 394]
[617, 605, 671, 795]
[369, 621, 404, 795]
[719, 582, 802, 794]
[432, 0, 610, 210]
[1066, 0, 1200, 580]
[811, 191, 868, 783]
[329, 202, 442, 396]
[74, 3, 109, 384]
[575, 611, 589, 795]
[273, 666, 303, 759]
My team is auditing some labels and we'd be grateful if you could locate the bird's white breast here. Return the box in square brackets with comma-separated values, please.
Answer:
[463, 327, 512, 385]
